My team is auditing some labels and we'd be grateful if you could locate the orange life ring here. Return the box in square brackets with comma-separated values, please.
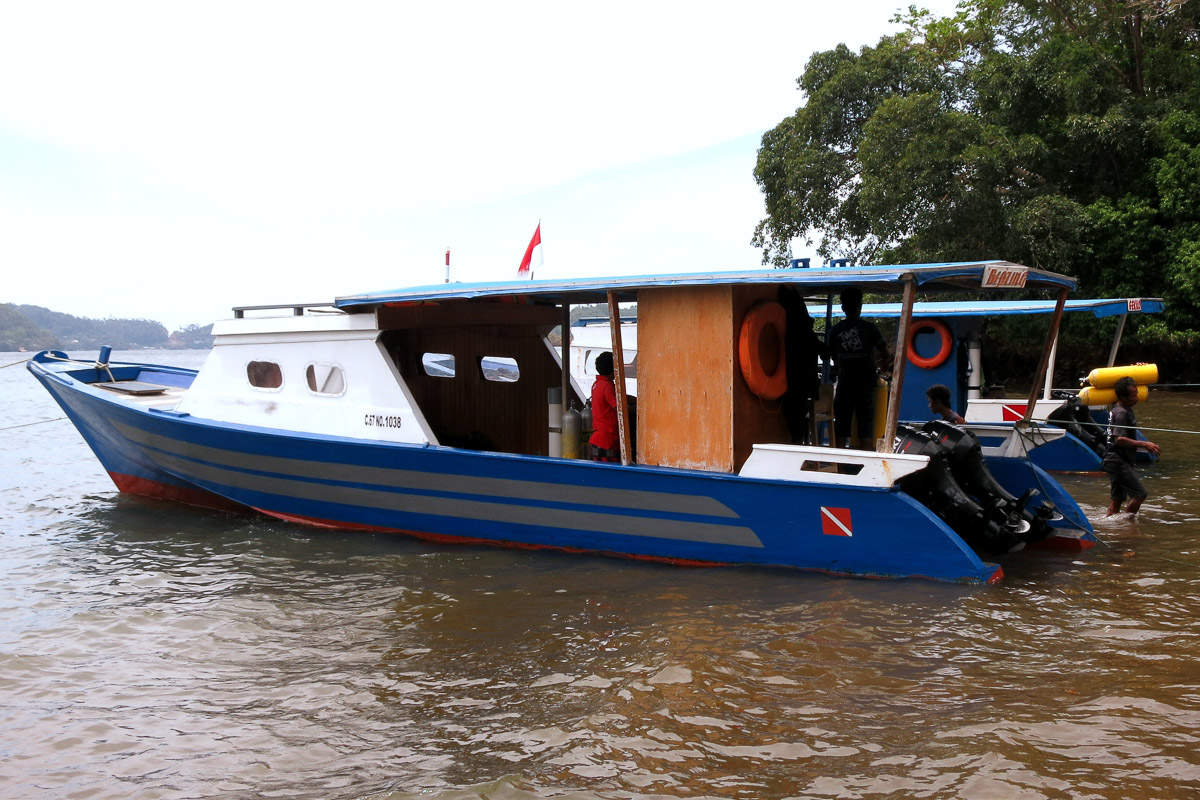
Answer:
[906, 318, 953, 369]
[738, 300, 788, 400]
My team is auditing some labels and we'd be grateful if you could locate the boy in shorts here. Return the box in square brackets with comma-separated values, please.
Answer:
[1103, 376, 1162, 516]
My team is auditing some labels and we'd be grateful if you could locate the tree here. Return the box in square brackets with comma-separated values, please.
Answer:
[754, 0, 1200, 338]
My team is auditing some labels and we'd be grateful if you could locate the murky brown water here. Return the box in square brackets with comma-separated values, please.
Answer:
[2, 352, 1198, 799]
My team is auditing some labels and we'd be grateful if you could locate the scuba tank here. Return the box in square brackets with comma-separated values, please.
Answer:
[581, 400, 594, 442]
[562, 401, 583, 459]
[1077, 384, 1148, 406]
[1084, 363, 1157, 389]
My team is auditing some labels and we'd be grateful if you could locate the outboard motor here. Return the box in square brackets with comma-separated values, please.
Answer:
[895, 426, 1026, 555]
[1046, 394, 1106, 456]
[921, 420, 1058, 543]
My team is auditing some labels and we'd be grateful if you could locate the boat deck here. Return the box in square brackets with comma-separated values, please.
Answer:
[96, 378, 187, 411]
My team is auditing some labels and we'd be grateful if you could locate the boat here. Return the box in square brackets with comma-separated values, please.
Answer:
[567, 295, 1161, 473]
[841, 297, 1164, 472]
[28, 261, 1097, 584]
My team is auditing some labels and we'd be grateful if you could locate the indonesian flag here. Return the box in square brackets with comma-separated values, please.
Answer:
[517, 223, 543, 279]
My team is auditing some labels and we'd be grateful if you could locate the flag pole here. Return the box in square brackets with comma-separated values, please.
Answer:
[531, 218, 540, 281]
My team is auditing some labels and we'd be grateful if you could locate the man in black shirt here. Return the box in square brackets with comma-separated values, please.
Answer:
[1103, 376, 1162, 516]
[829, 287, 889, 450]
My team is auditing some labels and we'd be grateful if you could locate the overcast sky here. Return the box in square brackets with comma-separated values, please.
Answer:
[1, 1, 960, 331]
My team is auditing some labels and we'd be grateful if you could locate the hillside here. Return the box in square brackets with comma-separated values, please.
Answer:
[0, 304, 213, 351]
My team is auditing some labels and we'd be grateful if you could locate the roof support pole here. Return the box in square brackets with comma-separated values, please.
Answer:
[1043, 337, 1058, 400]
[880, 275, 916, 453]
[1108, 313, 1128, 367]
[607, 291, 633, 465]
[561, 300, 571, 422]
[1023, 287, 1069, 424]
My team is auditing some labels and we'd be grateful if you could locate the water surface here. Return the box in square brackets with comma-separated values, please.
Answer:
[2, 351, 1198, 799]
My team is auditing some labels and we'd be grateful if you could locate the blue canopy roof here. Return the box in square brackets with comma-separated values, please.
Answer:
[335, 261, 1077, 309]
[831, 298, 1163, 319]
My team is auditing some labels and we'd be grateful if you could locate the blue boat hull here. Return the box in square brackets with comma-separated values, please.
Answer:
[30, 356, 1098, 583]
[32, 359, 1023, 583]
[1023, 430, 1104, 473]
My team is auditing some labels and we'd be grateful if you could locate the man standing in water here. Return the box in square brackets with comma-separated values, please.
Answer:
[1104, 376, 1162, 516]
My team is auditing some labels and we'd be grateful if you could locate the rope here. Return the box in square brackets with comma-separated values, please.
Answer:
[1, 416, 67, 432]
[1055, 418, 1200, 437]
[1, 358, 31, 369]
[36, 351, 116, 381]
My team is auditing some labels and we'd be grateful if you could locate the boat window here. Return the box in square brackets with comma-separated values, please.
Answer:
[246, 360, 283, 390]
[800, 460, 864, 475]
[421, 353, 455, 378]
[480, 356, 519, 383]
[306, 363, 346, 396]
[583, 349, 635, 377]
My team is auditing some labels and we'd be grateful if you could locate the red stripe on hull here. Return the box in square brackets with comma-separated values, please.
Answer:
[109, 472, 248, 513]
[1030, 533, 1096, 552]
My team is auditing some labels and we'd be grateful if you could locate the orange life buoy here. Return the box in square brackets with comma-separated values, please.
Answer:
[906, 318, 953, 369]
[738, 300, 788, 400]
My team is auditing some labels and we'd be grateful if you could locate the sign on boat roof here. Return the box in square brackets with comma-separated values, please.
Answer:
[845, 297, 1164, 319]
[334, 261, 1077, 309]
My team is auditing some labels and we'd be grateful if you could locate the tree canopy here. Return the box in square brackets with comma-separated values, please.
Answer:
[754, 0, 1200, 337]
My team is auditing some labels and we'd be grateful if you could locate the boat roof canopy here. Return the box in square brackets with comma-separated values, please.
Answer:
[334, 261, 1077, 310]
[834, 298, 1163, 319]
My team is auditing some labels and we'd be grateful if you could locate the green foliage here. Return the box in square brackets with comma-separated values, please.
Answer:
[755, 0, 1200, 346]
[0, 304, 58, 352]
[0, 305, 212, 351]
[169, 323, 215, 349]
[16, 305, 169, 350]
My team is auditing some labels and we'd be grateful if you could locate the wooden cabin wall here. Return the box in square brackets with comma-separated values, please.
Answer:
[638, 286, 736, 471]
[378, 302, 566, 456]
[637, 285, 788, 473]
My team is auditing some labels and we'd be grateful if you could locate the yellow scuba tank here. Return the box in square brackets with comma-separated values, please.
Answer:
[1076, 384, 1149, 406]
[1083, 363, 1158, 389]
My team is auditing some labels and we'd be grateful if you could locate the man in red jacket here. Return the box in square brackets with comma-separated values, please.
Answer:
[588, 351, 619, 462]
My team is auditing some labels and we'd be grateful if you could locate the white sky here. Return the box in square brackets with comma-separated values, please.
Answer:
[0, 1, 960, 331]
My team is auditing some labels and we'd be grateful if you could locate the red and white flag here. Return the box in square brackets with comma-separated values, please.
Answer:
[517, 223, 543, 279]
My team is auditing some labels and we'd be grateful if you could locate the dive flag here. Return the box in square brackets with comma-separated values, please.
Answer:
[517, 223, 543, 279]
[820, 506, 854, 537]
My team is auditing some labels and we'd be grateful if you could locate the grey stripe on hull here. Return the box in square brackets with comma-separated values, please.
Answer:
[117, 424, 763, 549]
[147, 451, 764, 549]
[115, 423, 739, 519]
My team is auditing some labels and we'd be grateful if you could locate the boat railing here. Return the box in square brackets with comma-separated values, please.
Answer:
[231, 303, 342, 319]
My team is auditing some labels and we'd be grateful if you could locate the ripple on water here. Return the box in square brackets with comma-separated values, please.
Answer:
[3, 363, 1200, 799]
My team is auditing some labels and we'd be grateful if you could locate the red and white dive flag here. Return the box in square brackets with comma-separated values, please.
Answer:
[517, 223, 543, 279]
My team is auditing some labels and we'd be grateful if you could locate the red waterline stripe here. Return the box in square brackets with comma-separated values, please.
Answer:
[109, 472, 248, 513]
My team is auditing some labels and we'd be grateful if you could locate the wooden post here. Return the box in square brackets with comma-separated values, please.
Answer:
[607, 291, 633, 465]
[880, 276, 916, 453]
[561, 301, 571, 421]
[1023, 287, 1069, 424]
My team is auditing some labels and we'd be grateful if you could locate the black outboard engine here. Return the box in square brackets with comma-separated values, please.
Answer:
[1046, 394, 1106, 456]
[921, 420, 1058, 543]
[895, 426, 1026, 555]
